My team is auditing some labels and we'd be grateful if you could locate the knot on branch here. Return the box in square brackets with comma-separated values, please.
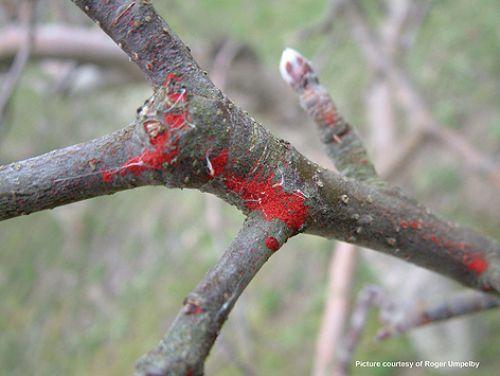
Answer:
[101, 73, 195, 183]
[183, 295, 205, 316]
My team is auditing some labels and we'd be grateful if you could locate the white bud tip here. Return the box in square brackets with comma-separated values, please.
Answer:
[279, 48, 301, 84]
[279, 47, 314, 89]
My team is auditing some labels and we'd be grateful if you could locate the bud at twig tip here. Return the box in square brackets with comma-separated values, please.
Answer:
[279, 47, 315, 90]
[279, 48, 302, 84]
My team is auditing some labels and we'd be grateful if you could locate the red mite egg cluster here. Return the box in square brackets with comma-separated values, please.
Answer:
[265, 237, 280, 252]
[208, 149, 308, 232]
[399, 219, 488, 274]
[102, 73, 188, 182]
[463, 254, 488, 274]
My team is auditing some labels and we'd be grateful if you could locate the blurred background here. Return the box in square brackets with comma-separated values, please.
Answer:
[0, 0, 499, 375]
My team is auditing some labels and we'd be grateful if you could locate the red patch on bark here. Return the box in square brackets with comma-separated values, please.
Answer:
[265, 236, 280, 252]
[430, 234, 442, 246]
[209, 149, 229, 176]
[400, 219, 488, 276]
[184, 303, 204, 315]
[324, 111, 336, 126]
[208, 150, 308, 231]
[224, 172, 308, 231]
[463, 254, 488, 274]
[102, 73, 188, 182]
[400, 220, 422, 230]
[120, 132, 178, 177]
[482, 284, 493, 292]
[101, 123, 180, 181]
[164, 112, 187, 129]
[167, 91, 187, 103]
[163, 72, 181, 87]
[102, 170, 114, 183]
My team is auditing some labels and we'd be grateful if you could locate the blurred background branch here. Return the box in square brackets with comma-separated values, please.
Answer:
[338, 287, 500, 374]
[0, 0, 37, 136]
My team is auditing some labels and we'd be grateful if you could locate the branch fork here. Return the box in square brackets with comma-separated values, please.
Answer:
[0, 1, 498, 374]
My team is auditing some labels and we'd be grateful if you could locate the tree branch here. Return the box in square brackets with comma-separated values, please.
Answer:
[3, 102, 498, 292]
[299, 5, 498, 371]
[0, 124, 153, 219]
[135, 214, 291, 375]
[285, 37, 489, 374]
[312, 68, 430, 376]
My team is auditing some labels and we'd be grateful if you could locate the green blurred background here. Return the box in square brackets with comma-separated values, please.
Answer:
[0, 0, 499, 375]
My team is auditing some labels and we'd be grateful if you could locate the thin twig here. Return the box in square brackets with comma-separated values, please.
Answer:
[337, 285, 388, 374]
[400, 0, 433, 52]
[279, 48, 379, 183]
[380, 129, 429, 180]
[210, 39, 240, 90]
[376, 292, 500, 340]
[338, 287, 500, 374]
